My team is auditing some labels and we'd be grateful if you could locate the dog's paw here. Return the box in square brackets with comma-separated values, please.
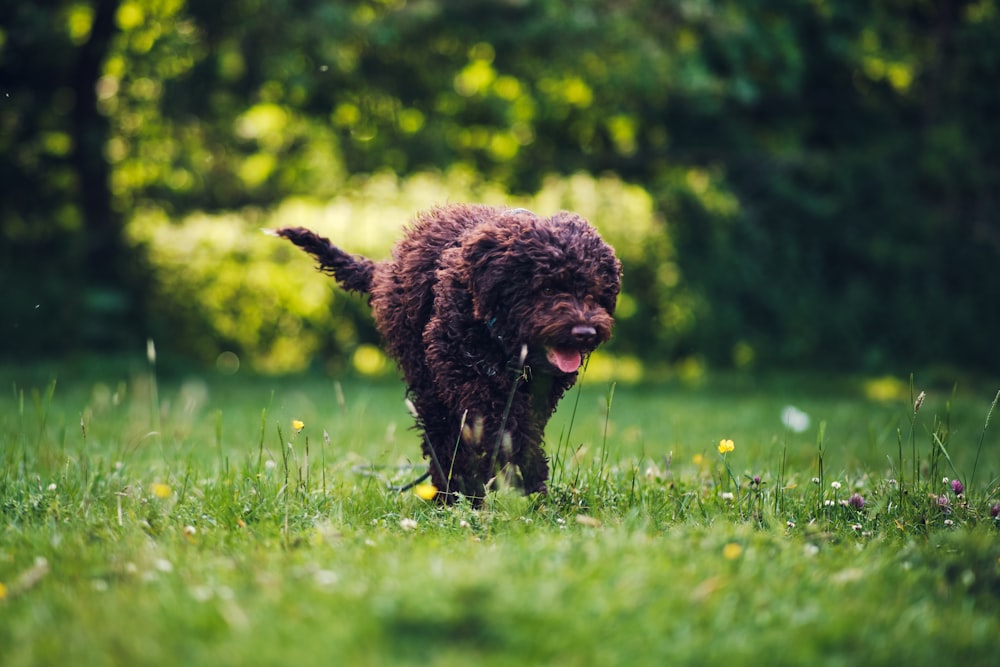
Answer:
[524, 481, 548, 496]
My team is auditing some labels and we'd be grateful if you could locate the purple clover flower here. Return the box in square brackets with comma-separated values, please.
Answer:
[990, 503, 1000, 520]
[937, 494, 952, 512]
[847, 493, 865, 510]
[950, 478, 964, 496]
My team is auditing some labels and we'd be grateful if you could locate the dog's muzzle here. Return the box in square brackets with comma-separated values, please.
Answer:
[571, 325, 598, 345]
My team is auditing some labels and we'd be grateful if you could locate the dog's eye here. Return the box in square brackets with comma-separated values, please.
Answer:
[542, 286, 554, 296]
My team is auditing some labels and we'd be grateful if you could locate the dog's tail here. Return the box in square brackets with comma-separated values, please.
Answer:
[271, 227, 375, 294]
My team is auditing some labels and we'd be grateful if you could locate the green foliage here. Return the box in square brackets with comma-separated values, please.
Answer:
[2, 371, 1000, 665]
[658, 1, 1000, 371]
[2, 0, 1000, 371]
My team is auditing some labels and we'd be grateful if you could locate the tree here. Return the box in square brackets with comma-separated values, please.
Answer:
[3, 0, 999, 372]
[1, 0, 145, 356]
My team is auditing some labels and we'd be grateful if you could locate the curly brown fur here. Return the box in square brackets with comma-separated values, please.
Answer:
[275, 204, 622, 504]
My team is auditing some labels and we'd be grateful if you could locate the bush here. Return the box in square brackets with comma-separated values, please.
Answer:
[131, 170, 676, 375]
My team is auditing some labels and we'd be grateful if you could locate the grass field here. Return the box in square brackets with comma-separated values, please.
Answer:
[2, 363, 999, 666]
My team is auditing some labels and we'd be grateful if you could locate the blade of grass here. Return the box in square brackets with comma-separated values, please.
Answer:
[969, 389, 1000, 488]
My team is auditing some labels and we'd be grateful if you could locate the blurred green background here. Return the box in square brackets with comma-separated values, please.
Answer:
[3, 0, 998, 378]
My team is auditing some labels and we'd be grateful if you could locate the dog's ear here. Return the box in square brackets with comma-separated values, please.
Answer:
[460, 225, 516, 321]
[551, 211, 623, 315]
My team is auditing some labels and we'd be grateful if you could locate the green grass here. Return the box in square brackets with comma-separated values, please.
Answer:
[2, 366, 1000, 666]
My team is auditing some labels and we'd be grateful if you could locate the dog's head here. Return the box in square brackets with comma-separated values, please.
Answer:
[460, 208, 622, 375]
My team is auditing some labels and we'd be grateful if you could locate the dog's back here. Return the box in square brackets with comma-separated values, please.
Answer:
[369, 204, 501, 391]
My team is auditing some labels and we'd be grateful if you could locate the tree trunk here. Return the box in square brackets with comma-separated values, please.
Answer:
[69, 0, 143, 350]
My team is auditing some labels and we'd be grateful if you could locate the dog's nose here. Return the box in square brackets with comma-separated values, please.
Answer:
[571, 325, 597, 342]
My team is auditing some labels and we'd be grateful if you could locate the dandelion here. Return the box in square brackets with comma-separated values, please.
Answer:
[414, 482, 438, 501]
[722, 543, 743, 560]
[717, 439, 735, 454]
[950, 479, 964, 496]
[150, 482, 172, 499]
[848, 493, 865, 510]
[781, 405, 811, 433]
[292, 419, 305, 433]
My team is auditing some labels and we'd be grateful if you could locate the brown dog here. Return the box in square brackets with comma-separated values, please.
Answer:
[276, 204, 621, 502]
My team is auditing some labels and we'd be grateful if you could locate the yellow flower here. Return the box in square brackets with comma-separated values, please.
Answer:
[717, 438, 735, 454]
[0, 581, 7, 600]
[292, 419, 305, 433]
[151, 482, 172, 499]
[414, 482, 438, 501]
[723, 542, 743, 560]
[692, 453, 704, 466]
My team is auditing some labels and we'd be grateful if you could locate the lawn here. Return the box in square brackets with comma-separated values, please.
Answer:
[2, 364, 999, 666]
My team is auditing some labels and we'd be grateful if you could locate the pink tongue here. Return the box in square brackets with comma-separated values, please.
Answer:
[547, 348, 582, 373]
